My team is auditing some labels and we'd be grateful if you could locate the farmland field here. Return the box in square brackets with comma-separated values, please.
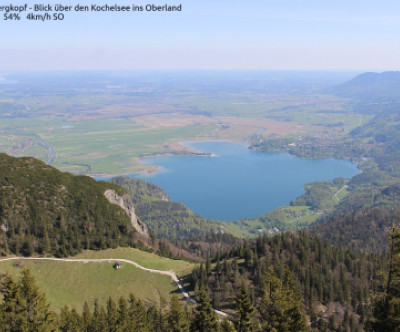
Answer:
[0, 71, 363, 176]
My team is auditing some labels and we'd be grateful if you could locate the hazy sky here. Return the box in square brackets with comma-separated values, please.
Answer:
[2, 0, 400, 70]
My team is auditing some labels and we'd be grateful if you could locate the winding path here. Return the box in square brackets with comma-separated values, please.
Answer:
[0, 256, 230, 318]
[334, 184, 348, 203]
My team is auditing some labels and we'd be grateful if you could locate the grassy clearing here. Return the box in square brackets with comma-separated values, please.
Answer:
[227, 205, 321, 237]
[0, 248, 195, 311]
[72, 248, 195, 277]
[335, 185, 349, 200]
[0, 259, 178, 311]
[225, 222, 261, 238]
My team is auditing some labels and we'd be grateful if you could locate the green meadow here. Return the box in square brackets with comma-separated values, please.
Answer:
[0, 248, 195, 311]
[72, 248, 195, 277]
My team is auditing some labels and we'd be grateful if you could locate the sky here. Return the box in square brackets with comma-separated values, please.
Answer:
[2, 0, 400, 71]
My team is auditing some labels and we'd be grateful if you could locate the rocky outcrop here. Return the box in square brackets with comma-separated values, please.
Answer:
[104, 189, 149, 236]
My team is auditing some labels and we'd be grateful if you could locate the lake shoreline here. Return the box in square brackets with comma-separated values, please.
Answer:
[91, 140, 226, 179]
[110, 141, 360, 221]
[91, 139, 359, 182]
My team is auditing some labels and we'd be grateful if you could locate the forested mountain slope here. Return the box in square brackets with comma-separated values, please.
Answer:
[190, 231, 385, 331]
[0, 154, 141, 257]
[310, 208, 398, 254]
[326, 71, 400, 102]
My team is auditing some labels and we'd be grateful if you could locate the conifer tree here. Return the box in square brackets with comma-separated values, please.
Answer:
[0, 273, 26, 331]
[128, 294, 149, 332]
[192, 285, 220, 332]
[259, 267, 307, 332]
[59, 306, 81, 332]
[117, 296, 129, 331]
[19, 268, 52, 332]
[106, 297, 119, 332]
[147, 298, 169, 332]
[98, 306, 109, 332]
[235, 280, 256, 332]
[82, 301, 91, 331]
[206, 257, 212, 275]
[167, 294, 190, 332]
[220, 318, 237, 332]
[43, 230, 51, 256]
[89, 298, 106, 332]
[14, 235, 20, 256]
[1, 233, 9, 256]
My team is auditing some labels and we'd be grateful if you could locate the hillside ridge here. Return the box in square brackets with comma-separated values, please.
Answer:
[326, 71, 400, 101]
[0, 153, 143, 257]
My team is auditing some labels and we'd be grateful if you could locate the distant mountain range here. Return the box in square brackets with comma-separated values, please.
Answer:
[326, 71, 400, 101]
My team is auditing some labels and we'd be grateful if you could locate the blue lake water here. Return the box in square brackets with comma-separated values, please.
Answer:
[130, 141, 359, 221]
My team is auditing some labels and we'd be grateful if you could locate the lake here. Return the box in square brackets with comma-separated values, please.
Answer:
[131, 141, 359, 221]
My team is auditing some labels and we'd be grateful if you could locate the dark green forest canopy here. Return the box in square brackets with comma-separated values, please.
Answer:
[190, 231, 385, 331]
[310, 208, 399, 254]
[0, 153, 137, 257]
[372, 225, 400, 331]
[309, 182, 400, 254]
